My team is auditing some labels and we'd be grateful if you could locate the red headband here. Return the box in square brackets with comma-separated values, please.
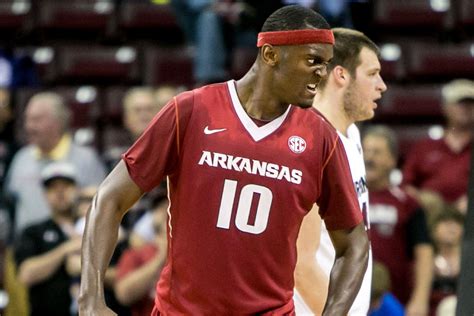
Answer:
[257, 29, 335, 47]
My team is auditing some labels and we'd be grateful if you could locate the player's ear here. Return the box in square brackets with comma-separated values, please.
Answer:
[260, 44, 279, 66]
[333, 65, 348, 86]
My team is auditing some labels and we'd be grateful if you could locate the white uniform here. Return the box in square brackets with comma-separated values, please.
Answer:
[294, 124, 372, 316]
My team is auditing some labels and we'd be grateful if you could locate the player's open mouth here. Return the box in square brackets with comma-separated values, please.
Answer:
[306, 84, 317, 94]
[373, 97, 381, 107]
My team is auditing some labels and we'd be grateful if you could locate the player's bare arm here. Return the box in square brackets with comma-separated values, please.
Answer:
[78, 160, 143, 316]
[322, 222, 369, 315]
[295, 204, 328, 314]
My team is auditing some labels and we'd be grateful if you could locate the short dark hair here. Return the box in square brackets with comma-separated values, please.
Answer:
[319, 28, 380, 88]
[261, 5, 330, 32]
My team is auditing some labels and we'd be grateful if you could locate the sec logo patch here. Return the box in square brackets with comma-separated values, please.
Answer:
[288, 136, 306, 154]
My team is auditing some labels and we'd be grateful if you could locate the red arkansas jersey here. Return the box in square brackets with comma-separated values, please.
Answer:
[123, 81, 362, 315]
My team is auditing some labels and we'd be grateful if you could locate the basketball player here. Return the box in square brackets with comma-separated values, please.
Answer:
[79, 6, 369, 316]
[294, 28, 387, 315]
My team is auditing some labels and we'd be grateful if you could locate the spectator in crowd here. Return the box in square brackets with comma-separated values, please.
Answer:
[123, 87, 163, 142]
[363, 125, 434, 316]
[430, 210, 464, 314]
[5, 92, 106, 236]
[402, 79, 474, 215]
[294, 27, 386, 316]
[369, 261, 404, 316]
[170, 0, 283, 85]
[104, 86, 167, 171]
[14, 162, 82, 316]
[115, 198, 168, 316]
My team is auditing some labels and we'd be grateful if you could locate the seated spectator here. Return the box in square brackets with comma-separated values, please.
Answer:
[430, 210, 464, 314]
[402, 79, 474, 214]
[369, 261, 404, 316]
[5, 92, 106, 237]
[14, 162, 82, 316]
[363, 125, 434, 315]
[115, 199, 168, 316]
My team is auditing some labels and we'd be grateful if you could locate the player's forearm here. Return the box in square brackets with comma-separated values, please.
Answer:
[78, 192, 123, 310]
[295, 260, 328, 314]
[411, 245, 434, 304]
[322, 225, 369, 315]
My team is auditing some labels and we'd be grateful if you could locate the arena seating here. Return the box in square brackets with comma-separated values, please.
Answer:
[0, 0, 33, 42]
[36, 0, 114, 32]
[372, 0, 454, 39]
[375, 84, 444, 124]
[143, 46, 194, 86]
[54, 45, 141, 85]
[5, 0, 474, 160]
[404, 41, 474, 80]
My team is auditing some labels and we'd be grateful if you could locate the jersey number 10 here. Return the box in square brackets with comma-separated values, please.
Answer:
[216, 179, 273, 234]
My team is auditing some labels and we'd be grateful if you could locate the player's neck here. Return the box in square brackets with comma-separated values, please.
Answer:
[313, 90, 352, 136]
[236, 71, 289, 121]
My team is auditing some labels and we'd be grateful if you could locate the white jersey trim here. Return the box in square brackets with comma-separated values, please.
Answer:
[227, 80, 292, 142]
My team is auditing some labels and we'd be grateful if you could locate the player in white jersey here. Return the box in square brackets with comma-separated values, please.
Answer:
[294, 28, 387, 315]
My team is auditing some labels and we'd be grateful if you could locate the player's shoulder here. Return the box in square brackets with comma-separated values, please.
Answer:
[191, 82, 229, 98]
[176, 82, 229, 108]
[295, 107, 339, 139]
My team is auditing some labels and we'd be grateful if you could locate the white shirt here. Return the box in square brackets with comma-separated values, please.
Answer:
[294, 124, 372, 316]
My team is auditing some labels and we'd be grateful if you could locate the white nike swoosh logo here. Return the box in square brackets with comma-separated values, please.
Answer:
[204, 126, 227, 135]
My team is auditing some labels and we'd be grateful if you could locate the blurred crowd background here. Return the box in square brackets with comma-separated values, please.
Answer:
[0, 0, 473, 316]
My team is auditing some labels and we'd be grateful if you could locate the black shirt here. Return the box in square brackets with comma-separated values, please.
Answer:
[15, 219, 72, 316]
